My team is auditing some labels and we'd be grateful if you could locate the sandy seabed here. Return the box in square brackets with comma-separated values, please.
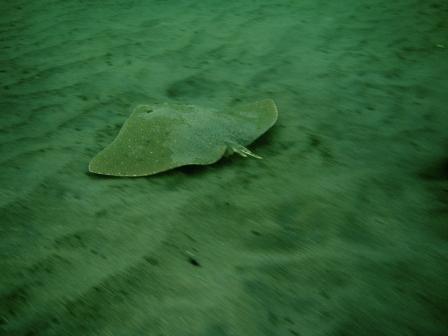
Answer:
[0, 0, 447, 335]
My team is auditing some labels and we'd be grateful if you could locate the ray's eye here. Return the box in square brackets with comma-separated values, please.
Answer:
[139, 105, 153, 113]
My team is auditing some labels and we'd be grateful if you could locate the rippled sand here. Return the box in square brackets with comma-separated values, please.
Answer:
[1, 0, 447, 335]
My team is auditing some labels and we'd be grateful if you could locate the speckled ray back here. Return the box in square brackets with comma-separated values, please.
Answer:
[88, 99, 278, 177]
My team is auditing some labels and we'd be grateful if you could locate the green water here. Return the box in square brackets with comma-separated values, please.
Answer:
[0, 0, 447, 335]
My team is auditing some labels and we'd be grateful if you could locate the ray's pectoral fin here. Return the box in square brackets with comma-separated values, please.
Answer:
[226, 142, 263, 159]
